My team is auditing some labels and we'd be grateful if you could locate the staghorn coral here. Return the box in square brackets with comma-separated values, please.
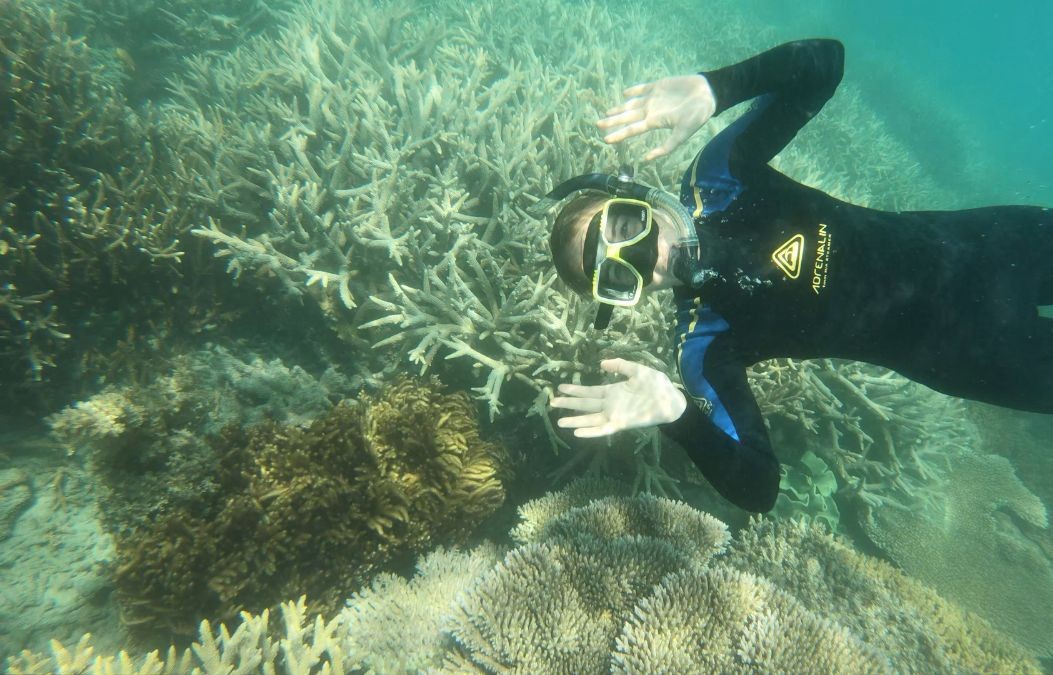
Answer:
[7, 480, 1040, 673]
[862, 452, 1053, 655]
[0, 0, 216, 403]
[57, 0, 297, 101]
[112, 377, 510, 637]
[169, 0, 944, 426]
[746, 358, 978, 514]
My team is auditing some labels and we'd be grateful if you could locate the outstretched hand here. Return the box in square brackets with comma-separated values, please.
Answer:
[596, 75, 717, 161]
[550, 358, 687, 438]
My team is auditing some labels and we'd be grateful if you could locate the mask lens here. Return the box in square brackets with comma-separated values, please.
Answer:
[595, 258, 641, 303]
[603, 201, 650, 243]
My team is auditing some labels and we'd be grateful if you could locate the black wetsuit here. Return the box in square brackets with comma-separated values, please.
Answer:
[658, 39, 1053, 512]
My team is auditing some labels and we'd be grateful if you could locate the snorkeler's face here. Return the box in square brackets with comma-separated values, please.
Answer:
[647, 209, 682, 290]
[581, 205, 678, 294]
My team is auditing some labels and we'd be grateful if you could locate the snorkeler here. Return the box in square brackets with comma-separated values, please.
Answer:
[538, 39, 1053, 512]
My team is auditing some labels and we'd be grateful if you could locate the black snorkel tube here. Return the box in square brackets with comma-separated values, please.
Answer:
[529, 170, 715, 328]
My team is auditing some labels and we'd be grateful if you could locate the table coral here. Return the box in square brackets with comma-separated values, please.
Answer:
[862, 452, 1053, 655]
[7, 480, 1040, 673]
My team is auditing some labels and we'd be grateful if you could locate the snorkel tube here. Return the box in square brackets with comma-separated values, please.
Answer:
[528, 170, 713, 291]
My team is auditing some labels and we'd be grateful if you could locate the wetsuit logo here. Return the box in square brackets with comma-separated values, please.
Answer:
[811, 223, 831, 295]
[772, 234, 805, 280]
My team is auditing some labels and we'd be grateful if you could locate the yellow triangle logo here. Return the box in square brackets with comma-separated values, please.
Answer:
[772, 234, 804, 280]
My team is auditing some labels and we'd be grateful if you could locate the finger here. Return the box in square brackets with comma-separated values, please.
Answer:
[549, 396, 604, 413]
[574, 422, 620, 438]
[601, 358, 649, 379]
[557, 412, 607, 429]
[602, 119, 651, 145]
[596, 106, 645, 131]
[645, 127, 692, 161]
[601, 95, 646, 120]
[644, 143, 671, 161]
[557, 382, 611, 398]
[622, 82, 654, 98]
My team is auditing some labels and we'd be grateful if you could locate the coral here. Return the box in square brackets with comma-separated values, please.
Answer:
[515, 493, 731, 568]
[57, 0, 296, 101]
[508, 476, 628, 544]
[861, 452, 1053, 655]
[343, 544, 505, 673]
[445, 536, 694, 672]
[747, 358, 977, 514]
[46, 391, 145, 455]
[0, 0, 210, 401]
[8, 480, 1040, 673]
[111, 377, 510, 637]
[726, 516, 1042, 673]
[610, 566, 886, 674]
[166, 0, 941, 429]
[772, 450, 841, 531]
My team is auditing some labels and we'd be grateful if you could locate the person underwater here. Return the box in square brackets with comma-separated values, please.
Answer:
[538, 39, 1053, 513]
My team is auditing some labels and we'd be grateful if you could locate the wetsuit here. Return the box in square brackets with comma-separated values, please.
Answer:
[658, 39, 1053, 512]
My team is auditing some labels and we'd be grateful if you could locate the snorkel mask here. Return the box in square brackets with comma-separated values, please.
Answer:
[528, 167, 712, 328]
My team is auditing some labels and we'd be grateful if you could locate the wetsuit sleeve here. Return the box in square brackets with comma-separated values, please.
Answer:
[660, 305, 780, 512]
[701, 39, 844, 170]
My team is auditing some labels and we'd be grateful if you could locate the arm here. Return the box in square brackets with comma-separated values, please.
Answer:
[597, 39, 844, 166]
[660, 300, 780, 512]
[702, 38, 845, 170]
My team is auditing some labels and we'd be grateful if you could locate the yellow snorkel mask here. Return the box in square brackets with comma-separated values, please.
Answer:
[529, 168, 711, 329]
[586, 198, 658, 308]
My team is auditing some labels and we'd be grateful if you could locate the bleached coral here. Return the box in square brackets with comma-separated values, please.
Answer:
[747, 358, 978, 513]
[46, 391, 144, 455]
[8, 481, 1040, 673]
[862, 452, 1053, 655]
[343, 544, 504, 673]
[727, 515, 1042, 673]
[611, 566, 887, 674]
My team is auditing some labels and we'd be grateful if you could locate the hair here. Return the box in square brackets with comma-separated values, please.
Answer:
[548, 191, 607, 297]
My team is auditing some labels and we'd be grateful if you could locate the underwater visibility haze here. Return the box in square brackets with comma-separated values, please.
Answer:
[0, 0, 1051, 671]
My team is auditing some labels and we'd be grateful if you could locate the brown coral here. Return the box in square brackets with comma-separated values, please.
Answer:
[112, 377, 510, 638]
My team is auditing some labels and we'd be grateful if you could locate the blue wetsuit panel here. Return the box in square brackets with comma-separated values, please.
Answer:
[675, 298, 740, 442]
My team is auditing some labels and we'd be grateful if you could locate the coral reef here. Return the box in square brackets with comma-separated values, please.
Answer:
[727, 516, 1042, 673]
[163, 0, 945, 425]
[57, 0, 297, 101]
[862, 452, 1053, 655]
[110, 377, 509, 637]
[772, 450, 841, 531]
[746, 358, 978, 513]
[343, 544, 505, 673]
[0, 0, 225, 407]
[609, 566, 885, 674]
[45, 345, 359, 540]
[10, 480, 1037, 672]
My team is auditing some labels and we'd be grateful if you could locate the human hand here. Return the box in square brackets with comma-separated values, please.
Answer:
[596, 75, 716, 161]
[550, 358, 687, 438]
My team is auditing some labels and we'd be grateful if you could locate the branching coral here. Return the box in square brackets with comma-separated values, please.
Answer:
[747, 358, 977, 514]
[111, 377, 510, 637]
[0, 0, 205, 395]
